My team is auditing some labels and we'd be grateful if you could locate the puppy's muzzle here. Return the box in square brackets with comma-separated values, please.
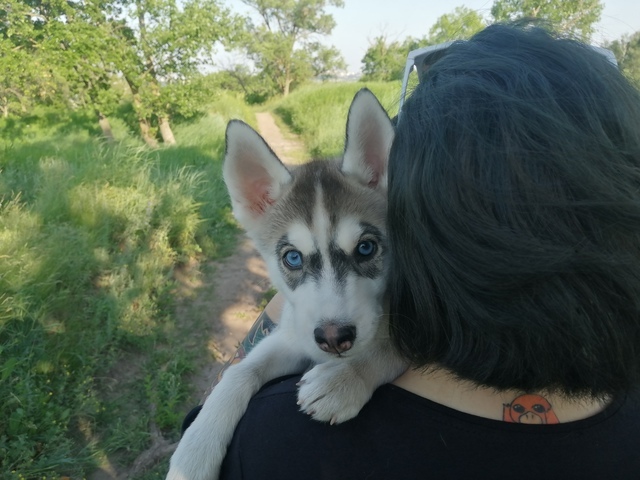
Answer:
[314, 324, 356, 355]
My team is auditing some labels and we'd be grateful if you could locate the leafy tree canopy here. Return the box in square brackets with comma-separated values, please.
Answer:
[428, 6, 486, 45]
[360, 0, 606, 82]
[239, 0, 346, 96]
[490, 0, 603, 40]
[360, 36, 422, 82]
[606, 32, 640, 88]
[361, 6, 484, 82]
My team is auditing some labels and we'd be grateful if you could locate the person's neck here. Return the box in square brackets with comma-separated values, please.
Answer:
[392, 367, 611, 424]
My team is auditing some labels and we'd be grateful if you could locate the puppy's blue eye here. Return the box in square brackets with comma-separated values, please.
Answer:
[283, 250, 303, 269]
[356, 240, 376, 257]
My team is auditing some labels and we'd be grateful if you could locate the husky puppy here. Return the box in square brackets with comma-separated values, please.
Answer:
[166, 89, 407, 480]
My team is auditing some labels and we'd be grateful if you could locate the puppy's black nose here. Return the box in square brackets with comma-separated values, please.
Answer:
[314, 324, 356, 355]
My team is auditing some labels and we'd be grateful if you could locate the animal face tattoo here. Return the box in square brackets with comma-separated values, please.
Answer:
[503, 394, 560, 424]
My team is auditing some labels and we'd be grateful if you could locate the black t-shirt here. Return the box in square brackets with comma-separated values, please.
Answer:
[219, 375, 640, 479]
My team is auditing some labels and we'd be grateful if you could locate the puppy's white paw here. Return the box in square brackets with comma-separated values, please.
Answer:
[297, 361, 372, 424]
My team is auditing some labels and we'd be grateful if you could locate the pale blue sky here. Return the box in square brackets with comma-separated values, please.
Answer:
[225, 0, 640, 73]
[326, 0, 640, 72]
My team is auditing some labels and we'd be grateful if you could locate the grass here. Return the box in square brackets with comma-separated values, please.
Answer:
[0, 82, 402, 478]
[271, 81, 402, 158]
[0, 92, 253, 478]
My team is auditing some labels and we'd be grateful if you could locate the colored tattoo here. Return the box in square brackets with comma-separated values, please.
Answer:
[216, 309, 278, 382]
[503, 394, 560, 424]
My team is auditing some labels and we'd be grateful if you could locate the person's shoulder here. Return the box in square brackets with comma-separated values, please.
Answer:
[621, 387, 640, 418]
[221, 375, 415, 480]
[239, 374, 306, 423]
[253, 374, 301, 399]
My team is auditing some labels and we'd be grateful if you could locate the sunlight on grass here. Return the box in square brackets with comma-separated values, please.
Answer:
[0, 93, 252, 478]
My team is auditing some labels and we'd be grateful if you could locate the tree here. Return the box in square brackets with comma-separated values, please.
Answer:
[605, 32, 640, 88]
[360, 6, 485, 82]
[240, 0, 346, 96]
[360, 36, 421, 82]
[43, 6, 126, 141]
[428, 6, 485, 45]
[0, 41, 49, 118]
[116, 0, 244, 145]
[307, 42, 346, 80]
[0, 0, 75, 117]
[490, 0, 604, 40]
[206, 66, 274, 104]
[0, 0, 242, 146]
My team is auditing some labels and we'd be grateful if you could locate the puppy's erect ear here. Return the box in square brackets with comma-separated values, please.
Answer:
[342, 88, 395, 190]
[223, 120, 292, 228]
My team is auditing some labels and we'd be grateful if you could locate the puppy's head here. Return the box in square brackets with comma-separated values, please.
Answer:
[223, 89, 394, 359]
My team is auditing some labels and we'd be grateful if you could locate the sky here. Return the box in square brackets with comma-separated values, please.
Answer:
[224, 0, 640, 74]
[327, 0, 640, 72]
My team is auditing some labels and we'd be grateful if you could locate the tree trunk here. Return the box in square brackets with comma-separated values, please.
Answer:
[158, 116, 176, 145]
[97, 111, 115, 142]
[123, 74, 158, 147]
[283, 66, 292, 96]
[135, 0, 171, 146]
[139, 118, 159, 148]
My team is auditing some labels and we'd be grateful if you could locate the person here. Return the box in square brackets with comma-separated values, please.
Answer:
[215, 23, 640, 479]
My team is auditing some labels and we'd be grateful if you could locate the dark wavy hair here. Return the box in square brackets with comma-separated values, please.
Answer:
[388, 24, 640, 397]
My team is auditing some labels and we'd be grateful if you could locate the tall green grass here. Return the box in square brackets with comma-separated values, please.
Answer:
[0, 93, 252, 478]
[272, 81, 401, 158]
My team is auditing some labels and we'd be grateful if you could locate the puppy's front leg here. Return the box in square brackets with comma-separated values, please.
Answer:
[297, 333, 407, 424]
[167, 332, 309, 480]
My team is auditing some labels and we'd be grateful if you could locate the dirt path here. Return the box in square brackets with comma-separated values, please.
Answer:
[254, 112, 306, 163]
[186, 111, 306, 397]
